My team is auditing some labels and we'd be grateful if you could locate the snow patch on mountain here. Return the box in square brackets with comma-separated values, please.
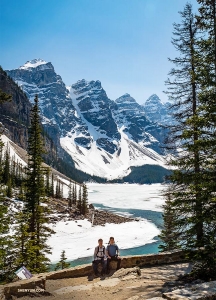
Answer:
[19, 59, 48, 70]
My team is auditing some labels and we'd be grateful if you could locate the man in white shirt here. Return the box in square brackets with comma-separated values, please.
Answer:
[92, 238, 107, 276]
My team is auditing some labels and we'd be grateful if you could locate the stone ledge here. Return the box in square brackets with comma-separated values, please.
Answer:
[1, 250, 187, 299]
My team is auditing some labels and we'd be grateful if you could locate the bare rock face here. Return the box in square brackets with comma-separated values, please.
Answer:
[71, 79, 120, 153]
[0, 68, 31, 149]
[114, 93, 167, 154]
[143, 94, 173, 126]
[6, 59, 80, 136]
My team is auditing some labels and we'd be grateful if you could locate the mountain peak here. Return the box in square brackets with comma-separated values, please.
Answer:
[116, 93, 137, 104]
[19, 59, 51, 70]
[145, 94, 161, 104]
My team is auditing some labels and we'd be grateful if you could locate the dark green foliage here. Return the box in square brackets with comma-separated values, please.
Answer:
[81, 184, 88, 215]
[73, 182, 77, 205]
[0, 92, 13, 282]
[194, 0, 216, 274]
[160, 1, 216, 278]
[3, 148, 10, 185]
[25, 95, 45, 231]
[0, 151, 15, 283]
[12, 211, 30, 270]
[0, 197, 11, 281]
[6, 178, 12, 198]
[54, 250, 70, 271]
[55, 179, 62, 199]
[50, 173, 54, 197]
[18, 182, 26, 201]
[111, 165, 171, 184]
[24, 95, 53, 273]
[26, 205, 53, 273]
[159, 186, 181, 251]
[77, 185, 82, 212]
[68, 180, 72, 208]
[45, 168, 51, 197]
[0, 87, 12, 104]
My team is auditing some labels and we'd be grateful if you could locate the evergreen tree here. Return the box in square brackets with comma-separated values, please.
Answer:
[6, 178, 12, 198]
[81, 184, 88, 215]
[3, 147, 10, 185]
[0, 90, 12, 282]
[60, 182, 63, 199]
[12, 211, 30, 270]
[73, 182, 77, 204]
[194, 0, 216, 275]
[55, 179, 62, 198]
[45, 168, 51, 197]
[0, 192, 11, 282]
[68, 180, 72, 209]
[51, 173, 54, 197]
[18, 182, 25, 201]
[159, 186, 181, 251]
[161, 2, 216, 278]
[54, 250, 70, 271]
[77, 185, 82, 212]
[24, 95, 53, 273]
[162, 3, 203, 253]
[25, 95, 45, 232]
[26, 205, 53, 273]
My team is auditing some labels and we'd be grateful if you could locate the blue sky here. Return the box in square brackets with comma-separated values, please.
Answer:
[0, 0, 199, 103]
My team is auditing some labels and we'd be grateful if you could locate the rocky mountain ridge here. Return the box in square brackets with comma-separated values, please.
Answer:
[6, 59, 172, 180]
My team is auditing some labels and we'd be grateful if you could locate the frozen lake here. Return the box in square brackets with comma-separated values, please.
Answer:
[47, 183, 166, 266]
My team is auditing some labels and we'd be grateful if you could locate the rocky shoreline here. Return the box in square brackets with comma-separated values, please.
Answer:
[48, 198, 135, 226]
[86, 208, 135, 226]
[6, 197, 135, 227]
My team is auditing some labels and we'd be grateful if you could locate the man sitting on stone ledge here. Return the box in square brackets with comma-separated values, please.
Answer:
[106, 236, 121, 273]
[92, 238, 107, 277]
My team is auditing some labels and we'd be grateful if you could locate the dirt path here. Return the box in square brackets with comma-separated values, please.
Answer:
[20, 263, 191, 300]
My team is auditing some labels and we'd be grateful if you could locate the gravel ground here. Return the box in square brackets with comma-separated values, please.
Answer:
[19, 263, 192, 300]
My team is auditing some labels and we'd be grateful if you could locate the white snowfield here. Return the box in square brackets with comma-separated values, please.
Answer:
[1, 135, 27, 167]
[47, 218, 160, 263]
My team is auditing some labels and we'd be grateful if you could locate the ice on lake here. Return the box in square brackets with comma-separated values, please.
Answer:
[47, 183, 166, 263]
[87, 183, 166, 212]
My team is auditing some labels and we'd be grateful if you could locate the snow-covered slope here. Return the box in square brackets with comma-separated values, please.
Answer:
[7, 59, 169, 180]
[0, 134, 72, 196]
[60, 82, 166, 179]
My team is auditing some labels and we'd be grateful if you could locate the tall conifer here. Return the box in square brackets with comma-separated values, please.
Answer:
[162, 3, 204, 254]
[81, 184, 88, 215]
[24, 95, 52, 273]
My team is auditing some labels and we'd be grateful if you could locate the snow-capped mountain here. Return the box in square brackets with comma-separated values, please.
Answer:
[6, 59, 169, 180]
[143, 94, 173, 125]
[6, 59, 88, 139]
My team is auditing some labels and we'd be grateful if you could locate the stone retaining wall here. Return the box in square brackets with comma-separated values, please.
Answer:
[0, 250, 187, 299]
